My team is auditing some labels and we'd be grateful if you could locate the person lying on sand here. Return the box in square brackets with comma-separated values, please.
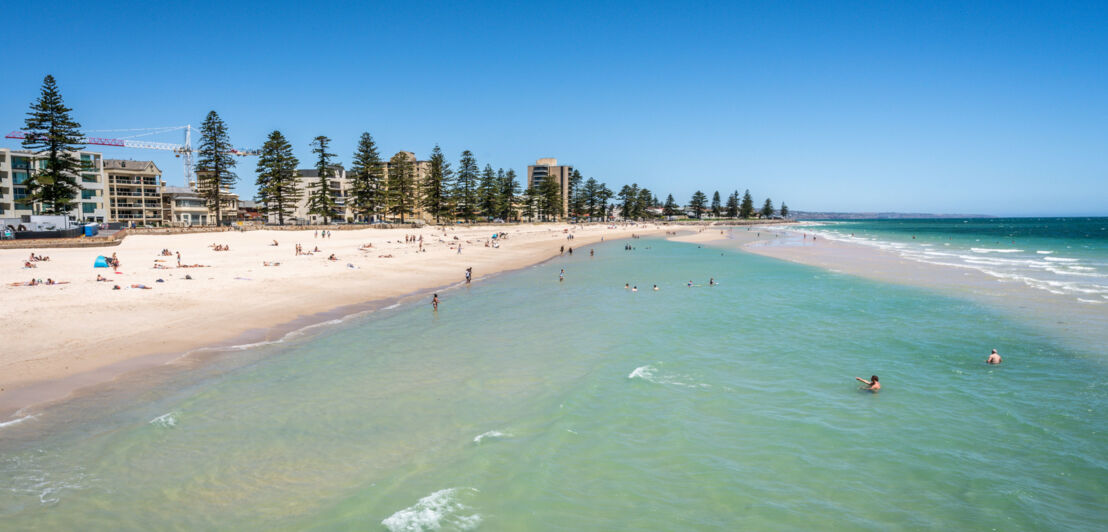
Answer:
[23, 261, 36, 268]
[263, 261, 281, 267]
[855, 375, 880, 392]
[97, 274, 108, 282]
[328, 254, 338, 261]
[271, 240, 279, 246]
[131, 284, 152, 290]
[377, 254, 394, 258]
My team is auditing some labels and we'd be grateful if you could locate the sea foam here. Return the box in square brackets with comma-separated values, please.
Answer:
[382, 487, 481, 532]
[628, 364, 710, 389]
[0, 415, 36, 430]
[971, 248, 1024, 254]
[149, 412, 177, 428]
[473, 430, 511, 444]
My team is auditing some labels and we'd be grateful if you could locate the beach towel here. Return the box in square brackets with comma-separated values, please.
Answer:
[94, 256, 110, 268]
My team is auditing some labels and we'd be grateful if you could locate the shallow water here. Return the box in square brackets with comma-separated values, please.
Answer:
[2, 238, 1106, 530]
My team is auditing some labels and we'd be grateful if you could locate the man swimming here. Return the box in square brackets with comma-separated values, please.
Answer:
[855, 375, 880, 392]
[986, 349, 1002, 364]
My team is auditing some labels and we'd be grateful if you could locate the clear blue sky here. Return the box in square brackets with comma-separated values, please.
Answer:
[2, 0, 1105, 215]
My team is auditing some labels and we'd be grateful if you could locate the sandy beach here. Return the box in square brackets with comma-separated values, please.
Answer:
[0, 223, 668, 415]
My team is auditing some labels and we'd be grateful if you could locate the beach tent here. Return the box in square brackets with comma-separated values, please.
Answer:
[94, 256, 110, 268]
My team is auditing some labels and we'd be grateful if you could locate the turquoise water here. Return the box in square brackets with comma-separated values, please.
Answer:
[2, 238, 1107, 530]
[801, 218, 1108, 305]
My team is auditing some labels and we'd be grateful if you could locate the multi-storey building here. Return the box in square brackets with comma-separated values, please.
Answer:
[162, 186, 238, 226]
[187, 173, 241, 226]
[0, 147, 107, 223]
[275, 152, 432, 224]
[286, 165, 348, 224]
[104, 159, 163, 226]
[382, 151, 432, 222]
[527, 157, 573, 218]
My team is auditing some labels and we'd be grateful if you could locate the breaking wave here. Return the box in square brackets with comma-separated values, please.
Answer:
[382, 487, 482, 532]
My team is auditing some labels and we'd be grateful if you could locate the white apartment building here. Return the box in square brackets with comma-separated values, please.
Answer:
[0, 147, 107, 223]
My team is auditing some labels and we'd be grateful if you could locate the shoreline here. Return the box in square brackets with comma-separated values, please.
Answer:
[678, 225, 1108, 358]
[2, 222, 724, 421]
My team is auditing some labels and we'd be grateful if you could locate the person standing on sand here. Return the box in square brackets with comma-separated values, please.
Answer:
[986, 349, 1002, 364]
[465, 267, 472, 284]
[855, 375, 880, 392]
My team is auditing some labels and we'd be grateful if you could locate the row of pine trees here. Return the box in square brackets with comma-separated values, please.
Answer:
[252, 128, 790, 224]
[16, 75, 788, 225]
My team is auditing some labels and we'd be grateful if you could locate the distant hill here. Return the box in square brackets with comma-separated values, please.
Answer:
[792, 211, 994, 220]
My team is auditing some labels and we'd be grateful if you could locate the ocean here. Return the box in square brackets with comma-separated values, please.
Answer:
[799, 217, 1108, 306]
[1, 226, 1106, 530]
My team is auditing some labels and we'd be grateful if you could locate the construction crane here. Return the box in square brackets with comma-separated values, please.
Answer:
[5, 125, 259, 186]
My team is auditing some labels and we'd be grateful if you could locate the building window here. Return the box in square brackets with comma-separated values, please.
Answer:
[82, 189, 97, 199]
[13, 171, 29, 185]
[12, 157, 30, 170]
[83, 203, 96, 214]
[14, 186, 28, 200]
[82, 174, 98, 183]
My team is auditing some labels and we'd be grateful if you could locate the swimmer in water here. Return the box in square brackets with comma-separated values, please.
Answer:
[559, 268, 565, 282]
[709, 277, 715, 286]
[986, 349, 1002, 364]
[653, 284, 659, 291]
[855, 375, 880, 392]
[688, 280, 693, 287]
[625, 283, 630, 289]
[432, 293, 439, 311]
[632, 286, 638, 292]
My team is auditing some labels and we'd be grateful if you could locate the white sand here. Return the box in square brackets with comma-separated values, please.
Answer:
[0, 223, 665, 404]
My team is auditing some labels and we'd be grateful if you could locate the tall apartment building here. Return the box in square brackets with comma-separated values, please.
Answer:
[104, 159, 163, 226]
[527, 158, 573, 218]
[0, 147, 107, 222]
[383, 151, 432, 222]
